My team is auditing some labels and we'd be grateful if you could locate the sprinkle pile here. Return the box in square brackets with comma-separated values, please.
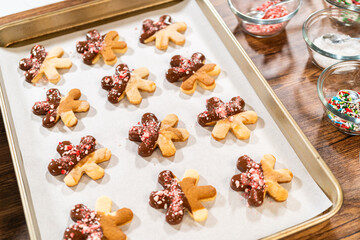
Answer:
[245, 0, 289, 36]
[327, 90, 360, 132]
[335, 0, 360, 6]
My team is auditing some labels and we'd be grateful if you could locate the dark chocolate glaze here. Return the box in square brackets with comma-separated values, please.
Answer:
[149, 170, 189, 225]
[19, 45, 47, 82]
[32, 88, 61, 128]
[129, 113, 161, 157]
[101, 64, 131, 103]
[165, 52, 205, 83]
[140, 15, 172, 43]
[230, 155, 266, 207]
[48, 136, 96, 176]
[64, 203, 103, 240]
[76, 29, 105, 65]
[197, 96, 245, 127]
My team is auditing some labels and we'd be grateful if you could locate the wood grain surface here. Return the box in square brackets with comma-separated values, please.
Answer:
[0, 0, 359, 239]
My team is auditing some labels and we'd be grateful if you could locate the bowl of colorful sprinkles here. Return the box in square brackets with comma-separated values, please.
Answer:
[324, 0, 360, 13]
[228, 0, 302, 38]
[317, 60, 360, 135]
[303, 8, 360, 69]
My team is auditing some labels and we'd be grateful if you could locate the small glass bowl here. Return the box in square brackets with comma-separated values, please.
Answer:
[317, 60, 360, 135]
[323, 0, 360, 13]
[228, 0, 302, 38]
[303, 8, 360, 69]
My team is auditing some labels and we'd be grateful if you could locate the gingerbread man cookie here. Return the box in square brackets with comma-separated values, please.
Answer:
[129, 113, 189, 157]
[101, 63, 156, 104]
[19, 45, 72, 84]
[140, 15, 187, 50]
[166, 52, 221, 94]
[32, 88, 90, 128]
[230, 154, 293, 206]
[150, 169, 217, 225]
[76, 29, 127, 65]
[64, 196, 133, 240]
[197, 96, 258, 140]
[48, 136, 111, 187]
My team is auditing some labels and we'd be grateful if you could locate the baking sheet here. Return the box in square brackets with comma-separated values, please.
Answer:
[0, 0, 62, 17]
[0, 0, 332, 239]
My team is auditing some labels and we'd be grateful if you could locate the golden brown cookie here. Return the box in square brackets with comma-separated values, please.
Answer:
[140, 15, 187, 50]
[166, 52, 220, 94]
[19, 45, 72, 84]
[198, 96, 258, 140]
[76, 29, 127, 65]
[230, 154, 293, 206]
[101, 64, 156, 104]
[64, 196, 133, 240]
[32, 88, 90, 128]
[149, 169, 216, 224]
[129, 113, 189, 157]
[48, 136, 111, 187]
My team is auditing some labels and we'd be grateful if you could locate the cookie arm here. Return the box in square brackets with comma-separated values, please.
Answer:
[195, 185, 217, 201]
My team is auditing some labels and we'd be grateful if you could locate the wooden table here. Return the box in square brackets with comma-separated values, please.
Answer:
[0, 0, 359, 239]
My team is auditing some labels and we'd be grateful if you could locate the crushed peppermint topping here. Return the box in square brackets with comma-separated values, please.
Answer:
[231, 155, 266, 207]
[19, 45, 48, 82]
[48, 136, 96, 176]
[150, 170, 186, 224]
[64, 204, 103, 240]
[198, 96, 245, 126]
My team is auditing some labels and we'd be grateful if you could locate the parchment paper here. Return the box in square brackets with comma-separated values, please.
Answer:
[0, 1, 332, 239]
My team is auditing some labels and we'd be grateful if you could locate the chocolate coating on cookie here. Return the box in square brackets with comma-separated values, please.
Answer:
[149, 170, 189, 225]
[101, 63, 131, 103]
[76, 29, 106, 65]
[166, 52, 205, 83]
[129, 113, 161, 157]
[231, 155, 266, 207]
[48, 136, 96, 176]
[64, 203, 103, 240]
[140, 15, 172, 43]
[19, 45, 47, 82]
[32, 88, 61, 128]
[197, 96, 245, 127]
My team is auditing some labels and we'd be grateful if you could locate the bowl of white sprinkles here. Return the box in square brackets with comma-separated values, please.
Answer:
[303, 8, 360, 69]
[317, 60, 360, 135]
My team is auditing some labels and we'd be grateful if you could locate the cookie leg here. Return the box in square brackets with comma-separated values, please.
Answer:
[169, 31, 186, 45]
[266, 181, 289, 202]
[99, 214, 128, 240]
[157, 133, 177, 157]
[60, 111, 78, 127]
[231, 122, 251, 140]
[43, 64, 61, 84]
[211, 120, 231, 140]
[156, 31, 170, 50]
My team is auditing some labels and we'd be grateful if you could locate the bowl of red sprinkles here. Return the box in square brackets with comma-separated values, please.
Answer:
[228, 0, 302, 38]
[317, 60, 360, 135]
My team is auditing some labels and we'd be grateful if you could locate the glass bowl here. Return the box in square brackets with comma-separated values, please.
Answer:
[323, 0, 360, 13]
[317, 60, 360, 135]
[303, 8, 360, 69]
[228, 0, 302, 38]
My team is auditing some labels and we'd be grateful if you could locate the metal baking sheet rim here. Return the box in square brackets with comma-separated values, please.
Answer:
[0, 0, 343, 239]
